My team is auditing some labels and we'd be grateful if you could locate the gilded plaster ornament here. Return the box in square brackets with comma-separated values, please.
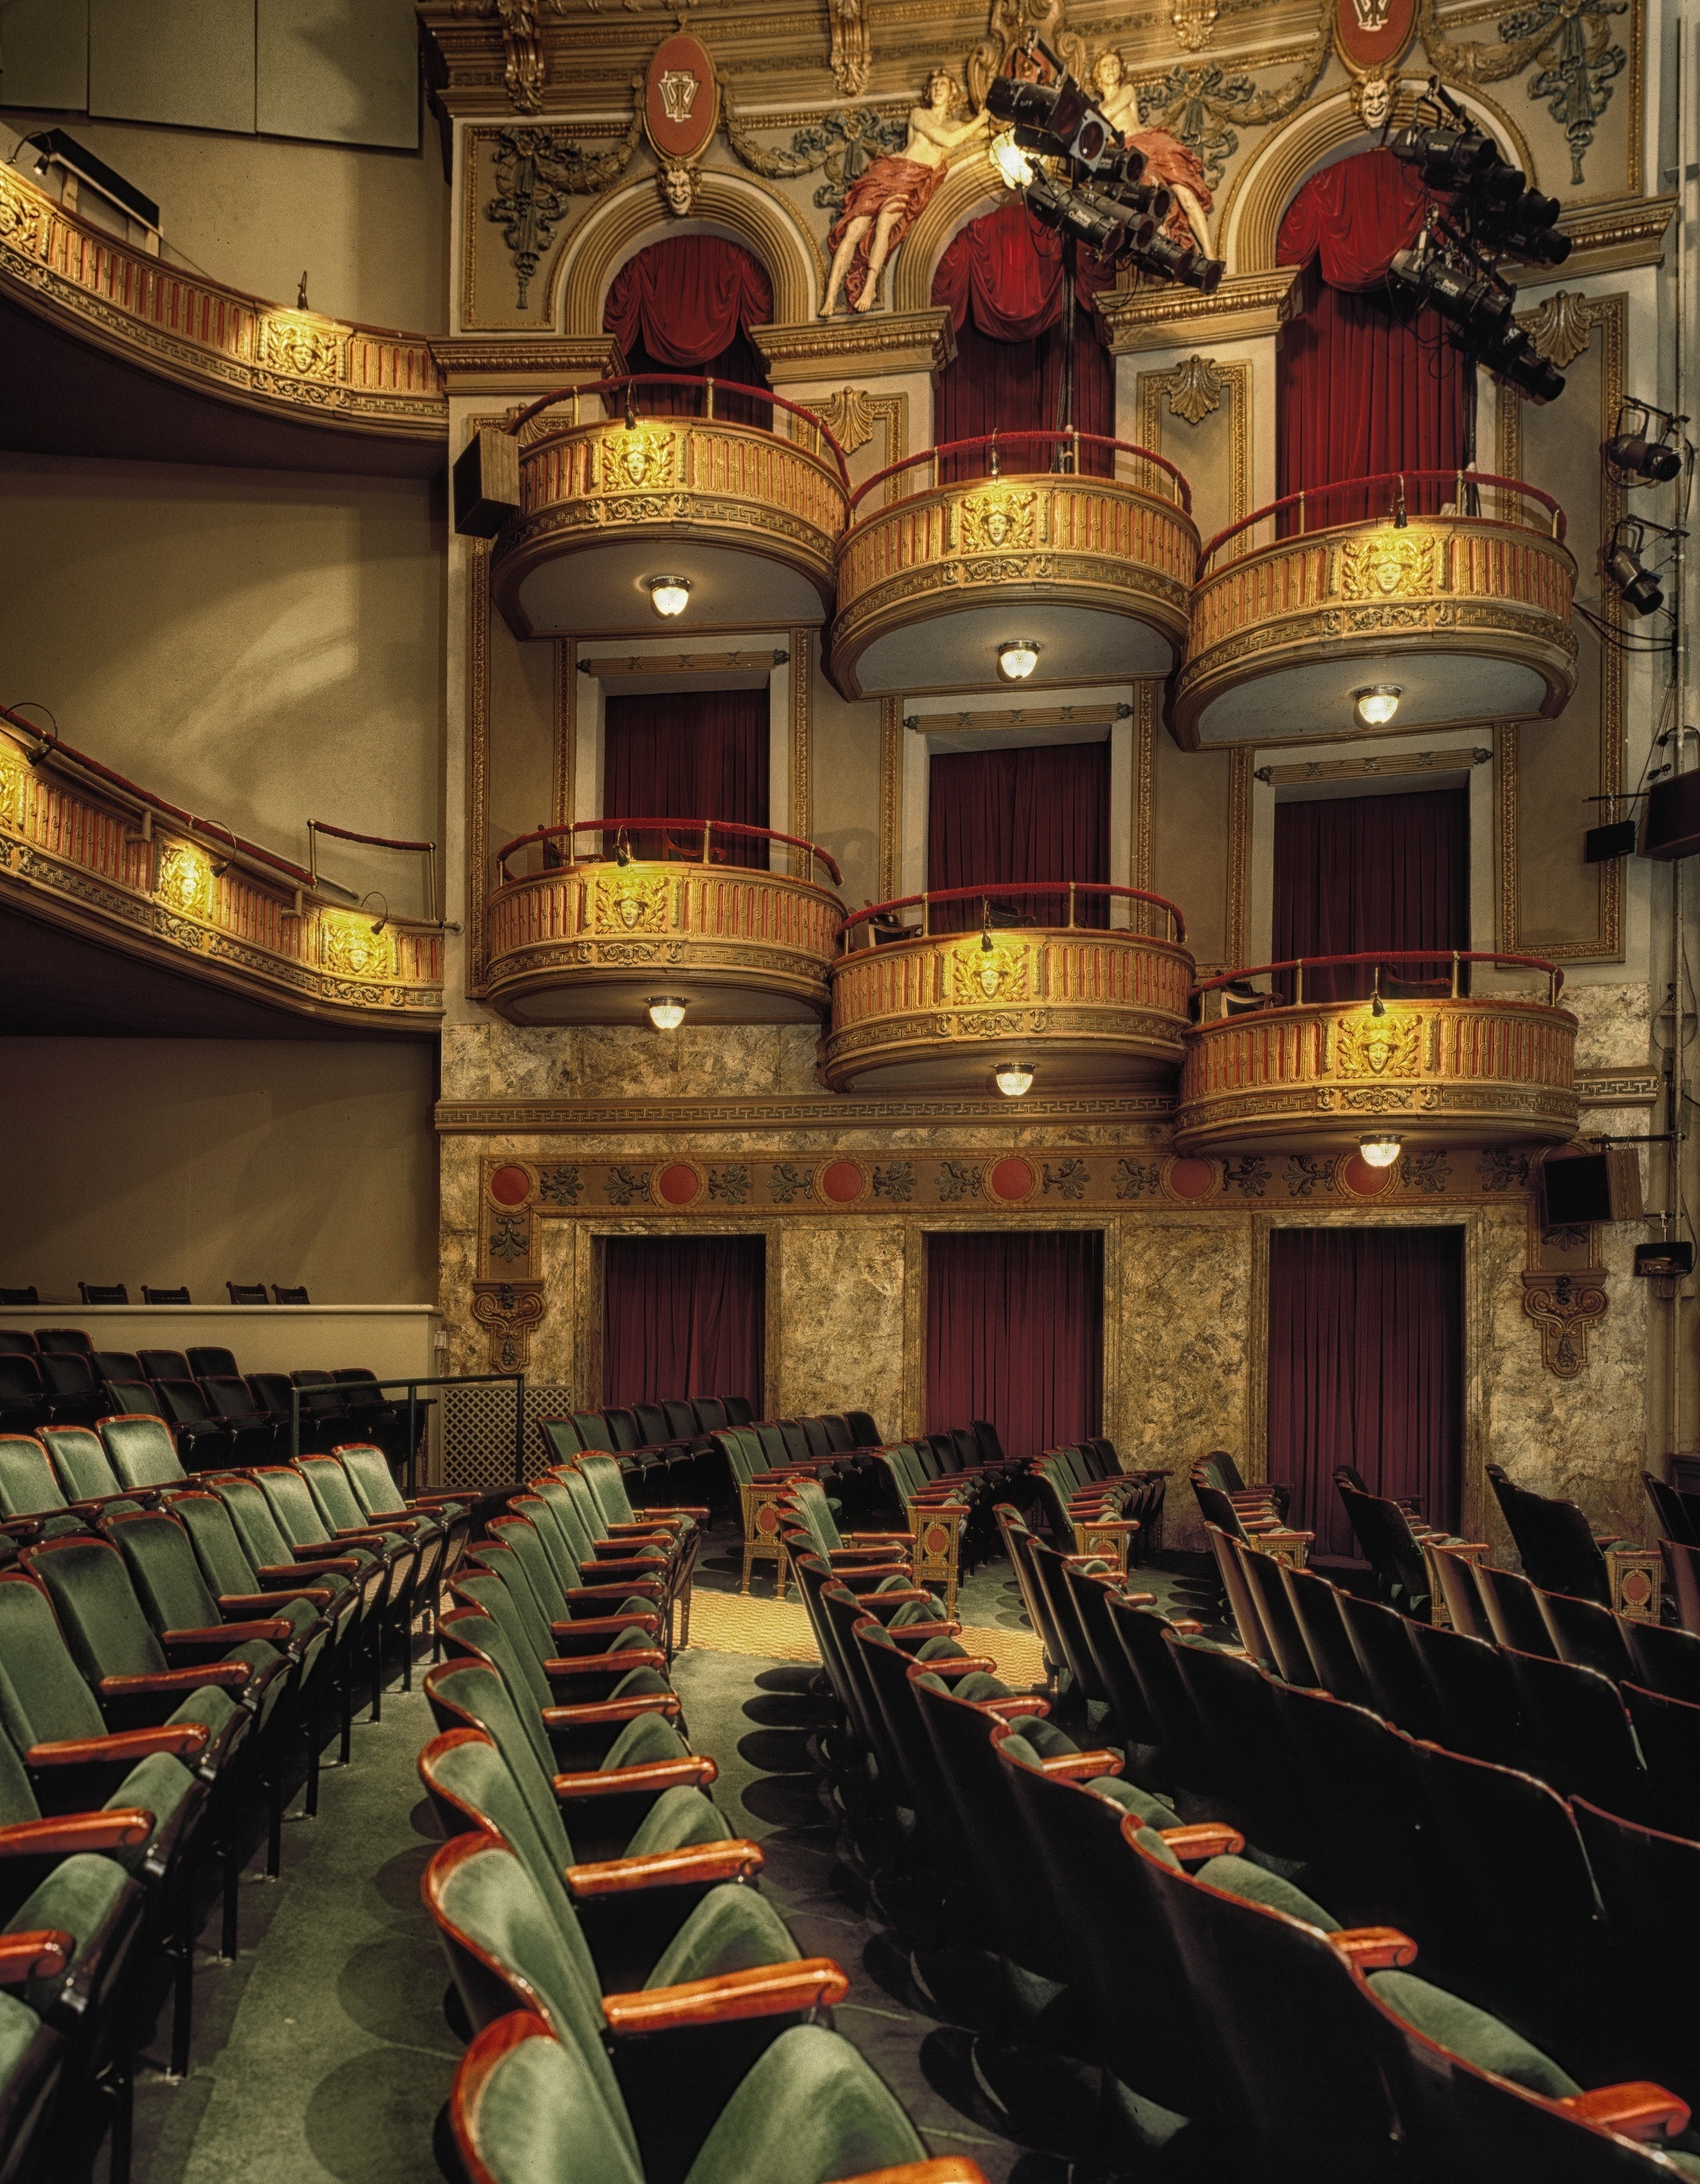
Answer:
[1340, 530, 1437, 599]
[829, 0, 871, 98]
[1159, 354, 1227, 425]
[958, 488, 1039, 552]
[257, 315, 342, 382]
[657, 158, 700, 214]
[1521, 1269, 1608, 1377]
[592, 873, 672, 932]
[821, 72, 990, 315]
[1349, 66, 1402, 129]
[1333, 1009, 1424, 1077]
[320, 917, 394, 979]
[486, 107, 644, 308]
[813, 385, 880, 456]
[967, 0, 1086, 115]
[155, 846, 208, 915]
[598, 429, 678, 492]
[1168, 0, 1220, 51]
[1420, 0, 1626, 184]
[1518, 289, 1609, 369]
[472, 1280, 546, 1371]
[951, 937, 1033, 1003]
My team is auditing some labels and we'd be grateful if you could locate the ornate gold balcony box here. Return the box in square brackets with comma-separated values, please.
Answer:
[1175, 953, 1579, 1155]
[1172, 472, 1577, 750]
[482, 820, 842, 1026]
[824, 885, 1194, 1096]
[829, 432, 1198, 700]
[487, 377, 849, 640]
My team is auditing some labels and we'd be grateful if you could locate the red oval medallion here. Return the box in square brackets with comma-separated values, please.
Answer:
[658, 1163, 700, 1206]
[489, 1164, 532, 1206]
[644, 33, 718, 164]
[989, 1157, 1035, 1202]
[1334, 0, 1417, 77]
[820, 1160, 865, 1204]
[1342, 1153, 1396, 1196]
[1167, 1158, 1214, 1199]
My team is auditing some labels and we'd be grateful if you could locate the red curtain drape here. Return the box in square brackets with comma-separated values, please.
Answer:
[603, 1235, 765, 1412]
[603, 688, 769, 867]
[927, 741, 1110, 931]
[926, 1230, 1103, 1459]
[932, 203, 1115, 473]
[1276, 149, 1465, 515]
[604, 238, 773, 420]
[1271, 786, 1469, 1001]
[1267, 1226, 1463, 1559]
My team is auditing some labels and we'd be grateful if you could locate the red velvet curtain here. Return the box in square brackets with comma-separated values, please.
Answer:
[926, 1230, 1103, 1459]
[1267, 1226, 1463, 1559]
[603, 689, 768, 867]
[604, 238, 773, 422]
[1271, 786, 1469, 1001]
[1276, 149, 1466, 517]
[603, 1236, 765, 1412]
[927, 741, 1110, 931]
[932, 203, 1115, 474]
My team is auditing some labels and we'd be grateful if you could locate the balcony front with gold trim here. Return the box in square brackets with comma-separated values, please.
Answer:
[824, 883, 1194, 1095]
[487, 377, 850, 640]
[828, 432, 1199, 701]
[1175, 951, 1579, 1155]
[1171, 472, 1578, 750]
[482, 818, 844, 1026]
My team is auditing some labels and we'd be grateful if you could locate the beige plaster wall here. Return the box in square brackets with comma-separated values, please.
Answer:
[0, 1037, 439, 1304]
[0, 107, 448, 332]
[0, 450, 445, 909]
[809, 665, 882, 915]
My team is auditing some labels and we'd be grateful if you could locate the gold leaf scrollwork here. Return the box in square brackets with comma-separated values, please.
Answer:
[155, 845, 209, 915]
[1340, 530, 1437, 599]
[814, 386, 880, 457]
[1517, 291, 1607, 370]
[599, 429, 678, 493]
[256, 314, 345, 382]
[0, 753, 27, 830]
[1169, 0, 1220, 50]
[320, 915, 395, 979]
[957, 488, 1039, 554]
[592, 874, 672, 934]
[1159, 355, 1226, 426]
[951, 937, 1033, 1005]
[1333, 1009, 1424, 1078]
[0, 177, 45, 255]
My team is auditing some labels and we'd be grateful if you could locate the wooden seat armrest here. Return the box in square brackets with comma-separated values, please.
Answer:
[1241, 1517, 1282, 1533]
[541, 1694, 682, 1728]
[601, 1957, 848, 2036]
[548, 1614, 663, 1644]
[603, 1521, 676, 1536]
[220, 1590, 330, 1613]
[407, 1492, 468, 1510]
[99, 1664, 251, 1696]
[553, 1755, 717, 1799]
[1168, 1618, 1205, 1635]
[907, 1656, 1000, 1678]
[1076, 1519, 1140, 1534]
[1157, 1823, 1245, 1861]
[857, 1585, 929, 1605]
[1264, 1528, 1315, 1544]
[835, 1564, 913, 1587]
[543, 1650, 668, 1678]
[970, 1693, 1051, 1719]
[0, 1808, 155, 1856]
[566, 1581, 663, 1606]
[578, 1557, 666, 1579]
[828, 1545, 910, 1563]
[329, 1528, 392, 1547]
[565, 1837, 764, 1897]
[163, 1621, 292, 1646]
[29, 1723, 208, 1764]
[648, 1506, 710, 1521]
[0, 1931, 74, 1983]
[281, 1552, 364, 1573]
[1330, 1927, 1417, 1970]
[829, 2161, 990, 2184]
[887, 1620, 962, 1648]
[1062, 1553, 1113, 1569]
[1561, 2084, 1691, 2142]
[590, 1540, 664, 1561]
[1112, 1590, 1157, 1606]
[1033, 1749, 1123, 1781]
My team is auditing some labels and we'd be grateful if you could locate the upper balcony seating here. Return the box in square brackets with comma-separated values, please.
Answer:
[827, 881, 1194, 1094]
[485, 818, 843, 1028]
[1176, 949, 1579, 1155]
[1172, 469, 1577, 749]
[480, 376, 850, 642]
[829, 429, 1199, 700]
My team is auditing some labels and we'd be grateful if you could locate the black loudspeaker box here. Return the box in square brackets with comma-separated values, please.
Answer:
[1643, 773, 1700, 861]
[1540, 1147, 1643, 1225]
[1586, 820, 1639, 862]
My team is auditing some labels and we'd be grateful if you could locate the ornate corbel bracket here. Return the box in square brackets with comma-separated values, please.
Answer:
[472, 1280, 547, 1371]
[1521, 1269, 1608, 1378]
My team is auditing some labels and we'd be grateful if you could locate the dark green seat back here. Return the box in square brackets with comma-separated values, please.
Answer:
[24, 1534, 169, 1680]
[104, 1510, 220, 1635]
[99, 1416, 186, 1492]
[40, 1428, 124, 1504]
[0, 1440, 69, 1521]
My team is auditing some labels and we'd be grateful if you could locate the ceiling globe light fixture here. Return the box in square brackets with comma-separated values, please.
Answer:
[998, 639, 1042, 682]
[1353, 684, 1402, 728]
[647, 996, 687, 1031]
[1359, 1133, 1404, 1168]
[990, 128, 1035, 190]
[994, 1061, 1035, 1098]
[646, 575, 693, 618]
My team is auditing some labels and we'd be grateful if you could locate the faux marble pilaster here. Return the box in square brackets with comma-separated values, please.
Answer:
[777, 1222, 906, 1433]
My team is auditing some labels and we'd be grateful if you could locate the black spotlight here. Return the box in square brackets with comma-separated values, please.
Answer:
[1604, 522, 1665, 616]
[1480, 323, 1566, 405]
[1604, 401, 1687, 483]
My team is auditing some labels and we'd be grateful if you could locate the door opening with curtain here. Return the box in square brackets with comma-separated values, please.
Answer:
[603, 1235, 765, 1414]
[925, 1229, 1104, 1460]
[603, 687, 770, 868]
[926, 741, 1110, 932]
[1266, 1226, 1464, 1561]
[1271, 784, 1469, 1002]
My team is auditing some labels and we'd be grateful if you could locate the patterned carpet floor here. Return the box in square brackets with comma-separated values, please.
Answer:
[685, 1585, 1047, 1689]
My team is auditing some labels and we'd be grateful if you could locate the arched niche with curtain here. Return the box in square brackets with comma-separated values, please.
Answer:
[603, 235, 775, 420]
[1276, 148, 1467, 519]
[930, 201, 1118, 473]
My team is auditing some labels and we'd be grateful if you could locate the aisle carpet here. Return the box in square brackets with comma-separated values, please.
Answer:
[687, 1586, 1046, 1687]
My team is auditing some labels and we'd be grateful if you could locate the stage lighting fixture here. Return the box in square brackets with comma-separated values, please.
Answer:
[998, 639, 1042, 681]
[986, 68, 1116, 172]
[1134, 229, 1225, 293]
[1388, 238, 1512, 341]
[1478, 324, 1566, 405]
[647, 996, 687, 1030]
[1353, 685, 1402, 728]
[1386, 118, 1499, 190]
[1604, 523, 1665, 616]
[1604, 401, 1687, 483]
[994, 1061, 1036, 1097]
[990, 128, 1035, 189]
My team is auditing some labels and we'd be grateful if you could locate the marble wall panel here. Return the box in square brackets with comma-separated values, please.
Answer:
[442, 1022, 824, 1102]
[1566, 981, 1654, 1074]
[778, 1221, 906, 1434]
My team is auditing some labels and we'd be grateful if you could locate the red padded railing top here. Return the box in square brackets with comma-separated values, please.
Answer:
[848, 430, 1192, 516]
[1198, 470, 1566, 576]
[1194, 949, 1566, 1002]
[495, 816, 842, 889]
[843, 881, 1187, 945]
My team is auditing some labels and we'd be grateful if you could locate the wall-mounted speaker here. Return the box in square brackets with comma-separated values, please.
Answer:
[1540, 1147, 1643, 1225]
[1643, 773, 1700, 861]
[452, 426, 521, 539]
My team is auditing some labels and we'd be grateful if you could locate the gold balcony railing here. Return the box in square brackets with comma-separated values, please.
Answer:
[0, 706, 443, 1024]
[825, 882, 1194, 1093]
[488, 375, 850, 638]
[482, 816, 844, 1024]
[1172, 470, 1577, 748]
[828, 431, 1199, 700]
[1175, 950, 1578, 1153]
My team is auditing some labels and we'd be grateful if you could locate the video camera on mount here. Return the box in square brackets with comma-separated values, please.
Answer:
[985, 44, 1226, 295]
